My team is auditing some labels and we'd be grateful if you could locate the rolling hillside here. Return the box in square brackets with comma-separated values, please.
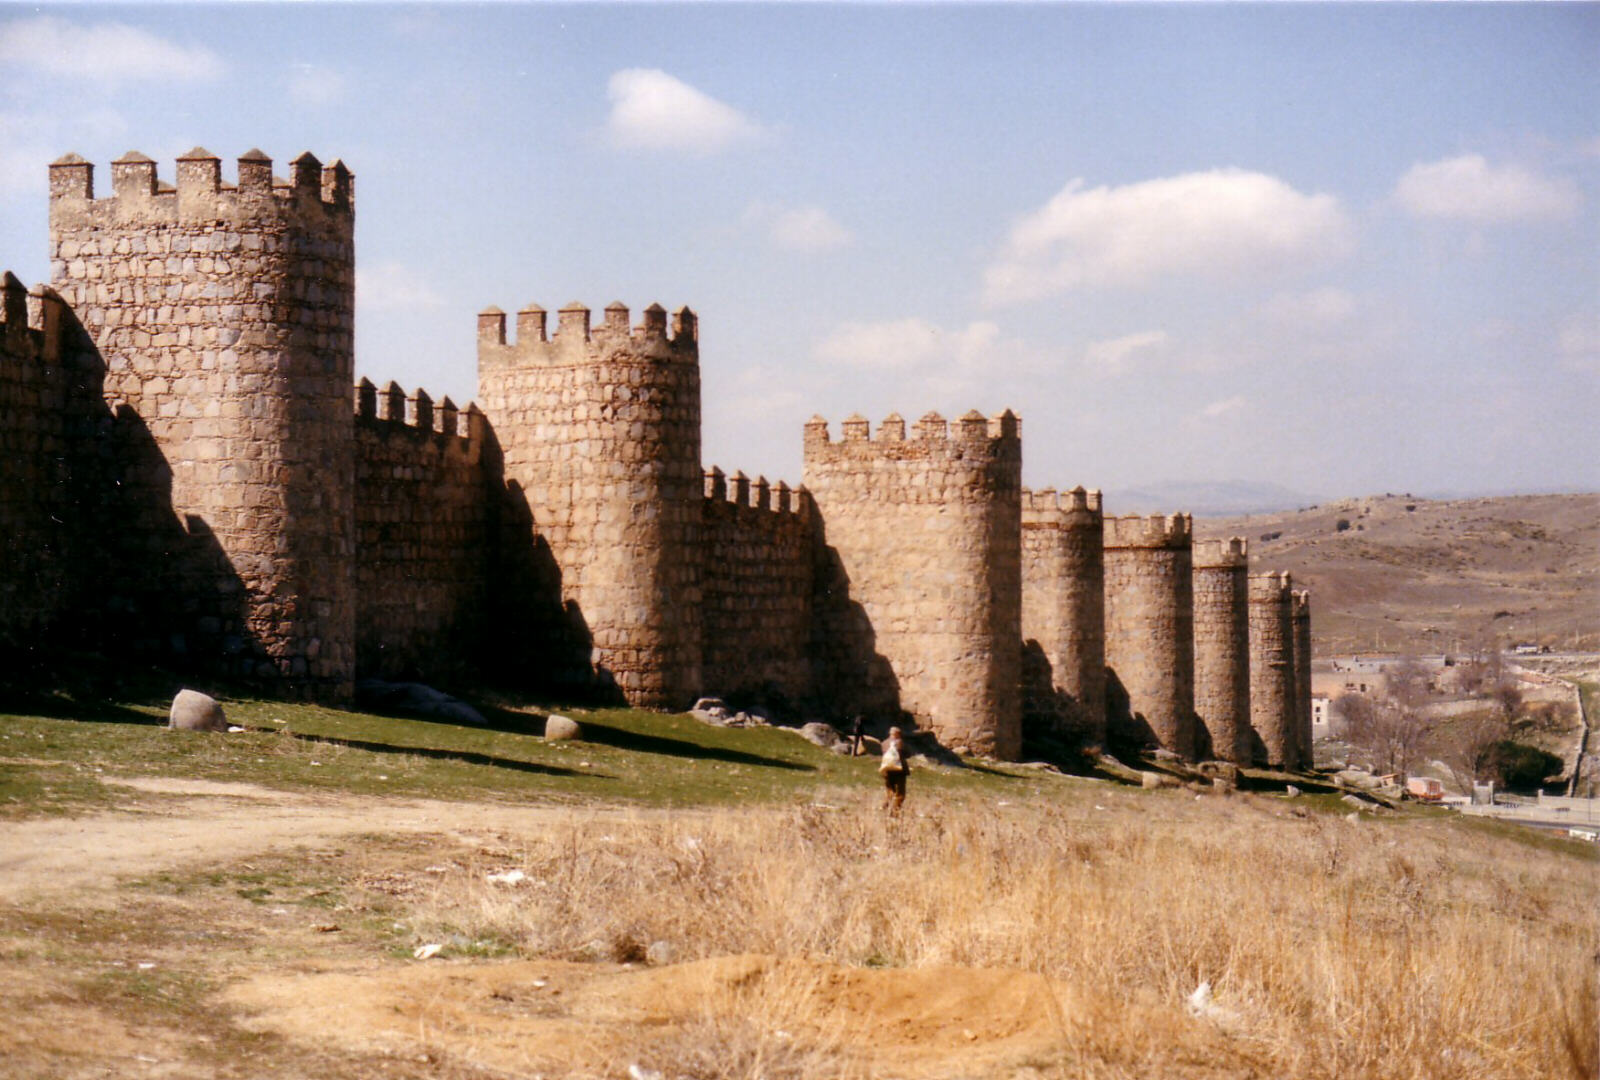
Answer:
[1195, 493, 1600, 655]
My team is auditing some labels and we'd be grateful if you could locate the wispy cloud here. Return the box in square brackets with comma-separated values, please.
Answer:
[744, 202, 853, 252]
[356, 262, 443, 310]
[814, 316, 1049, 400]
[288, 64, 346, 107]
[0, 16, 223, 83]
[0, 108, 128, 201]
[1083, 330, 1170, 374]
[984, 168, 1352, 304]
[1200, 395, 1247, 419]
[605, 68, 765, 153]
[1393, 154, 1580, 223]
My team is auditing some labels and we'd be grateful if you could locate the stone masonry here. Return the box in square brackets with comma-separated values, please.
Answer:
[1103, 513, 1196, 759]
[1248, 571, 1297, 768]
[48, 149, 356, 699]
[1192, 537, 1250, 763]
[1292, 589, 1313, 769]
[2, 147, 1316, 766]
[803, 411, 1023, 758]
[1021, 486, 1106, 747]
[476, 302, 704, 708]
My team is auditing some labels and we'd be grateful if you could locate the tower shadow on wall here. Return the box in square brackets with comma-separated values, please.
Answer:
[40, 306, 263, 697]
[1020, 640, 1108, 765]
[1103, 665, 1160, 759]
[806, 510, 904, 731]
[477, 430, 617, 705]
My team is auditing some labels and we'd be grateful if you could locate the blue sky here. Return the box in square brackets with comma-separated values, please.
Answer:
[2, 3, 1596, 504]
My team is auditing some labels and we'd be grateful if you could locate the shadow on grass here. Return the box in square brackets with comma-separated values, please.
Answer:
[282, 730, 593, 780]
[574, 718, 815, 772]
[0, 690, 165, 727]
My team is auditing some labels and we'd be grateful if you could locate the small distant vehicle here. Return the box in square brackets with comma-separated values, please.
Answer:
[1405, 776, 1445, 803]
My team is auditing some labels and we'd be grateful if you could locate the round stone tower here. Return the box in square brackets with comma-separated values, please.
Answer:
[48, 148, 356, 699]
[1192, 537, 1250, 763]
[1292, 589, 1313, 768]
[803, 410, 1023, 759]
[1102, 513, 1196, 760]
[1248, 571, 1297, 768]
[1021, 485, 1106, 747]
[477, 301, 703, 707]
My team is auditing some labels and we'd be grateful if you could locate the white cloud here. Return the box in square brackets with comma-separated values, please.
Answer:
[288, 64, 345, 107]
[1083, 330, 1170, 374]
[983, 168, 1352, 304]
[356, 262, 443, 310]
[743, 201, 852, 252]
[816, 318, 1026, 371]
[814, 317, 1049, 400]
[1393, 154, 1580, 223]
[1200, 395, 1247, 419]
[769, 206, 853, 252]
[605, 68, 764, 153]
[0, 108, 128, 201]
[0, 16, 223, 82]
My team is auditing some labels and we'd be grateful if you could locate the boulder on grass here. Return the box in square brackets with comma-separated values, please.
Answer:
[544, 714, 582, 741]
[169, 689, 228, 732]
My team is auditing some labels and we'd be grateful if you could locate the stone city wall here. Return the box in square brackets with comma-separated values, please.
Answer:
[47, 149, 356, 699]
[803, 410, 1023, 758]
[1192, 537, 1250, 763]
[1103, 513, 1196, 760]
[1020, 485, 1106, 747]
[1292, 589, 1314, 767]
[353, 379, 491, 681]
[700, 468, 814, 703]
[0, 276, 96, 647]
[1248, 571, 1297, 768]
[477, 301, 704, 707]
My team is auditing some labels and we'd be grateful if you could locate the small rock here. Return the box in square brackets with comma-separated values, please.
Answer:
[690, 698, 732, 725]
[168, 689, 227, 732]
[645, 940, 674, 966]
[413, 943, 443, 960]
[543, 714, 582, 741]
[1285, 784, 1302, 797]
[486, 869, 527, 885]
[628, 1066, 664, 1080]
[795, 721, 843, 750]
[1141, 771, 1164, 789]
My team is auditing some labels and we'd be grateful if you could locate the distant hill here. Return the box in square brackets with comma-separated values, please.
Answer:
[1194, 493, 1600, 655]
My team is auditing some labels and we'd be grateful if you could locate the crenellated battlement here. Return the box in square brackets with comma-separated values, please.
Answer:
[1103, 512, 1192, 549]
[803, 408, 1020, 463]
[1248, 570, 1293, 603]
[1021, 484, 1103, 526]
[1193, 536, 1249, 568]
[0, 272, 70, 363]
[702, 466, 809, 519]
[48, 149, 353, 230]
[354, 377, 484, 447]
[476, 299, 698, 366]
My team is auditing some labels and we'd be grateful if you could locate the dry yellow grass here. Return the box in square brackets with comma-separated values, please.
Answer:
[391, 787, 1596, 1079]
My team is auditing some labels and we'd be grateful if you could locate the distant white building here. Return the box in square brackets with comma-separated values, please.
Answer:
[1311, 695, 1341, 738]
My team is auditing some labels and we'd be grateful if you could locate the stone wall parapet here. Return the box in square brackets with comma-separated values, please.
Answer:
[1193, 536, 1248, 568]
[1104, 512, 1191, 549]
[49, 149, 353, 231]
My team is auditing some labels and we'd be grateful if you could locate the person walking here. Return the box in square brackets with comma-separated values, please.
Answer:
[879, 726, 909, 815]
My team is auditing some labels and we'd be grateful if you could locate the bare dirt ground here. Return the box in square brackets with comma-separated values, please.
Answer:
[0, 781, 1243, 1080]
[1197, 492, 1600, 655]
